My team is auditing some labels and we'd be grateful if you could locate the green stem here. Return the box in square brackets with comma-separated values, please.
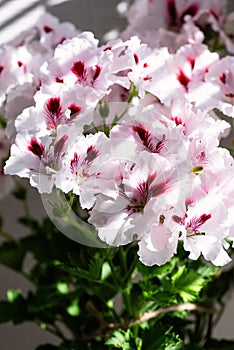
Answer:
[122, 286, 134, 316]
[91, 122, 99, 133]
[111, 83, 138, 127]
[119, 246, 128, 275]
[225, 147, 234, 153]
[108, 258, 121, 287]
[63, 216, 104, 248]
[73, 272, 117, 293]
[123, 253, 138, 284]
[112, 104, 130, 126]
[132, 323, 140, 343]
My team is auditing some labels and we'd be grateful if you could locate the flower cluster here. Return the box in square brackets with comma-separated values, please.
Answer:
[2, 3, 234, 266]
[122, 0, 234, 53]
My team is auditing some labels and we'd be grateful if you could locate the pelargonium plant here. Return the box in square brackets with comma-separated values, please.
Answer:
[0, 1, 234, 349]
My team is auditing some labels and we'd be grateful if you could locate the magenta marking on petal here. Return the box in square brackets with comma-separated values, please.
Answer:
[210, 9, 219, 21]
[180, 3, 199, 22]
[133, 125, 151, 145]
[55, 77, 64, 83]
[185, 198, 193, 208]
[93, 65, 101, 82]
[71, 61, 86, 80]
[150, 182, 167, 197]
[47, 97, 61, 115]
[172, 214, 184, 225]
[220, 73, 226, 84]
[134, 54, 139, 65]
[103, 46, 112, 51]
[85, 145, 99, 163]
[143, 75, 152, 81]
[200, 213, 211, 223]
[0, 66, 4, 75]
[126, 173, 167, 215]
[17, 61, 23, 67]
[188, 57, 195, 70]
[167, 0, 178, 26]
[196, 151, 206, 163]
[28, 138, 44, 159]
[187, 213, 211, 233]
[43, 25, 53, 33]
[177, 69, 190, 90]
[54, 135, 68, 161]
[171, 116, 183, 126]
[155, 135, 166, 153]
[58, 37, 66, 45]
[45, 97, 64, 129]
[68, 103, 81, 120]
[132, 125, 165, 153]
[70, 152, 79, 174]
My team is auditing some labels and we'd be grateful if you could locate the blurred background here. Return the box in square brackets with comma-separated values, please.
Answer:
[0, 0, 233, 348]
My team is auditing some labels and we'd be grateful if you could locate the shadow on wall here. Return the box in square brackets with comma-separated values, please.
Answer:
[48, 0, 128, 40]
[0, 0, 128, 45]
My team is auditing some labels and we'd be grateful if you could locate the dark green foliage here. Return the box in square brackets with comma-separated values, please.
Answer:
[0, 190, 233, 349]
[141, 324, 184, 350]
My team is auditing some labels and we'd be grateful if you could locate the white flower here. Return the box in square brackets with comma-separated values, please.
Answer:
[4, 126, 70, 193]
[89, 151, 182, 246]
[35, 12, 78, 50]
[56, 131, 118, 209]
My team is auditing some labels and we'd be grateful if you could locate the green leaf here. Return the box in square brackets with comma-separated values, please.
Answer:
[105, 329, 137, 350]
[171, 265, 215, 303]
[142, 323, 184, 350]
[137, 257, 179, 281]
[151, 291, 178, 308]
